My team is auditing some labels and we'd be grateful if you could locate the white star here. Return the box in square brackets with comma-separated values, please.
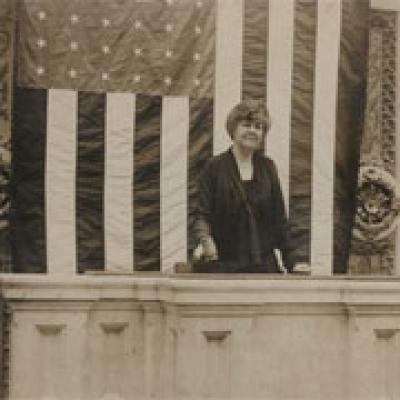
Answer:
[134, 20, 142, 29]
[70, 14, 79, 24]
[69, 69, 77, 78]
[37, 38, 47, 48]
[196, 1, 203, 8]
[102, 18, 111, 27]
[165, 23, 173, 32]
[102, 45, 110, 54]
[134, 74, 141, 83]
[102, 72, 109, 81]
[164, 76, 172, 85]
[195, 26, 202, 35]
[134, 48, 142, 56]
[70, 41, 79, 51]
[165, 49, 173, 58]
[36, 66, 45, 76]
[194, 78, 200, 86]
[166, 0, 174, 5]
[38, 11, 47, 20]
[193, 52, 201, 61]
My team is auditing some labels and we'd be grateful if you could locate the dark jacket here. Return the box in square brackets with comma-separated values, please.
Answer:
[194, 148, 294, 272]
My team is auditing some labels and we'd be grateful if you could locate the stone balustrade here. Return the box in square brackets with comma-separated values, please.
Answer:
[2, 273, 400, 399]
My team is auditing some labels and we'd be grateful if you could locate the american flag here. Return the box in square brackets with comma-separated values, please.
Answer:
[9, 0, 368, 274]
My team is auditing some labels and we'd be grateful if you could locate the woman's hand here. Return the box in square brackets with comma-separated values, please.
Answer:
[193, 236, 218, 261]
[202, 236, 218, 261]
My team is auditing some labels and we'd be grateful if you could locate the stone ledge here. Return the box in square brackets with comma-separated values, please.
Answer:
[1, 274, 400, 309]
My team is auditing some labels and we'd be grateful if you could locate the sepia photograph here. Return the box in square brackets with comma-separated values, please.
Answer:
[1, 0, 400, 398]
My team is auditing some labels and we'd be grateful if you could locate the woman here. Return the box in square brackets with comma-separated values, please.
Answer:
[193, 100, 294, 273]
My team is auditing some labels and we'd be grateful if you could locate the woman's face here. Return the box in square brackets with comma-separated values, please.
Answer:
[232, 119, 264, 152]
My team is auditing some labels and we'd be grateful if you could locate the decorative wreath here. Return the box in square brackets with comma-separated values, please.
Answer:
[353, 164, 400, 242]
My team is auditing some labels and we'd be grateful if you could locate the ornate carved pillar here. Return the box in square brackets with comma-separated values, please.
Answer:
[395, 10, 400, 275]
[350, 4, 400, 274]
[0, 297, 10, 400]
[0, 0, 14, 272]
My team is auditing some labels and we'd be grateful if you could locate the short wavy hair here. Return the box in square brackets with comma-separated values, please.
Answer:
[225, 100, 271, 139]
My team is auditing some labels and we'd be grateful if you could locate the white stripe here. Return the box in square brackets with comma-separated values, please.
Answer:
[395, 14, 400, 275]
[266, 0, 295, 206]
[104, 93, 135, 272]
[161, 97, 189, 273]
[46, 89, 77, 275]
[213, 0, 243, 155]
[311, 0, 342, 275]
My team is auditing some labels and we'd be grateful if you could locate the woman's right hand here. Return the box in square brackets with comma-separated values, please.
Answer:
[194, 236, 218, 261]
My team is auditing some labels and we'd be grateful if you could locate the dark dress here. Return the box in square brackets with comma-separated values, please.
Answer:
[194, 148, 294, 273]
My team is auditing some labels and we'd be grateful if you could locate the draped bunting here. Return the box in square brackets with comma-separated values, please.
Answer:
[8, 0, 369, 273]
